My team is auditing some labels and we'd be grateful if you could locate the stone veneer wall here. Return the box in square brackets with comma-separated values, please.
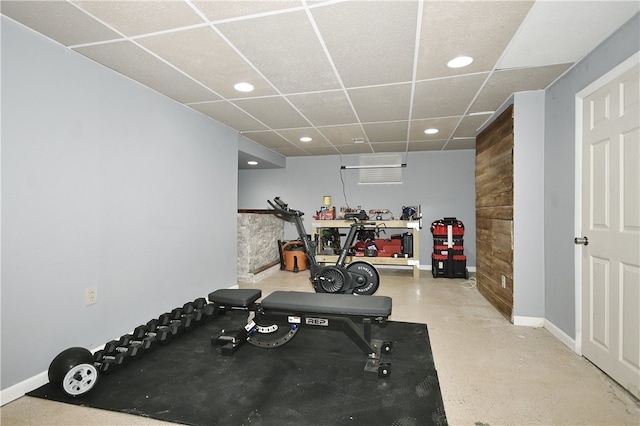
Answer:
[237, 210, 284, 282]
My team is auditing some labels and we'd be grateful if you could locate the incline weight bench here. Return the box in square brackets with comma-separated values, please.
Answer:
[209, 289, 393, 379]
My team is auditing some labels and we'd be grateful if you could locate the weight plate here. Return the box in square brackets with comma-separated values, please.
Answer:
[347, 261, 380, 295]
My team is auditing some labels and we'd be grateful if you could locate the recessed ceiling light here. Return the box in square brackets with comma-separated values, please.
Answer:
[300, 136, 312, 142]
[447, 56, 473, 68]
[234, 82, 254, 93]
[247, 161, 258, 165]
[424, 128, 439, 135]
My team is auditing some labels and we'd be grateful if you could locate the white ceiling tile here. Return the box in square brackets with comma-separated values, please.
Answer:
[72, 0, 204, 36]
[2, 0, 120, 45]
[471, 63, 571, 113]
[73, 40, 221, 104]
[317, 124, 367, 146]
[412, 74, 487, 119]
[499, 1, 640, 69]
[276, 128, 330, 148]
[304, 146, 341, 156]
[371, 142, 410, 153]
[409, 117, 460, 141]
[192, 1, 302, 22]
[216, 9, 341, 93]
[286, 91, 357, 126]
[136, 26, 276, 99]
[233, 97, 310, 129]
[453, 114, 493, 138]
[337, 144, 375, 155]
[311, 1, 418, 87]
[362, 122, 408, 143]
[241, 130, 294, 149]
[348, 84, 413, 122]
[417, 1, 534, 80]
[191, 101, 267, 131]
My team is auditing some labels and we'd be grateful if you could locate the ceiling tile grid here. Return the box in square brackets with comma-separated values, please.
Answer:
[2, 0, 638, 168]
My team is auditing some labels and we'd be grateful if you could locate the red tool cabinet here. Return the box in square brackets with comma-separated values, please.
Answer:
[430, 217, 469, 279]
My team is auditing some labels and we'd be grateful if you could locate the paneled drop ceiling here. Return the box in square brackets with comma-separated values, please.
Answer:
[2, 1, 638, 169]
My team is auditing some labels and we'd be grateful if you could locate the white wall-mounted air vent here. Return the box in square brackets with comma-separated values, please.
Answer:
[358, 154, 403, 185]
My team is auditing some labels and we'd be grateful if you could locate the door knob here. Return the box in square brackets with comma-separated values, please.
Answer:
[574, 236, 589, 246]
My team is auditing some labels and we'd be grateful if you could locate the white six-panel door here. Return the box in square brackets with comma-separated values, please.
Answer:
[580, 60, 640, 399]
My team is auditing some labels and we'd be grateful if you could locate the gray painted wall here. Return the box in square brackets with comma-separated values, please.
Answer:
[513, 91, 546, 319]
[238, 150, 477, 269]
[544, 14, 639, 336]
[1, 18, 238, 390]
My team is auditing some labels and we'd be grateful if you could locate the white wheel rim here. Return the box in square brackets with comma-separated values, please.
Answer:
[62, 363, 98, 396]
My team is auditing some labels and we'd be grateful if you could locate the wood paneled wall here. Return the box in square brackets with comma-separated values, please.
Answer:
[475, 105, 514, 321]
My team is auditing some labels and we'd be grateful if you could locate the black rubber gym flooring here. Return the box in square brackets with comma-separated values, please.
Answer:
[29, 312, 447, 425]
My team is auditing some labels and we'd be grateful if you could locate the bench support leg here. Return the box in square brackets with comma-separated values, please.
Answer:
[335, 317, 391, 379]
[339, 317, 377, 356]
[214, 309, 393, 379]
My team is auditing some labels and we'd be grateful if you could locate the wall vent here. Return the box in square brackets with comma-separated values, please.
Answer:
[358, 154, 403, 184]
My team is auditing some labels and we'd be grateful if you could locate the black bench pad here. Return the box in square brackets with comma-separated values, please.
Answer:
[261, 291, 392, 318]
[208, 289, 261, 307]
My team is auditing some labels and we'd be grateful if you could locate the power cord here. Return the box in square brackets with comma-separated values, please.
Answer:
[339, 167, 349, 208]
[461, 276, 477, 289]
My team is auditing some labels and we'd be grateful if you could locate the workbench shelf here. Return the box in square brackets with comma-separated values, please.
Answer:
[311, 220, 421, 278]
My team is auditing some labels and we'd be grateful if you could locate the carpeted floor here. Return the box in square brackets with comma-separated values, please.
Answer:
[28, 312, 447, 426]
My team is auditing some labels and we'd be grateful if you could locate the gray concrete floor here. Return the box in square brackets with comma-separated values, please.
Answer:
[2, 268, 639, 425]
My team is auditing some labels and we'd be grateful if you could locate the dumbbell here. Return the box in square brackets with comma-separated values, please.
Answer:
[120, 332, 158, 354]
[133, 324, 172, 346]
[167, 308, 199, 333]
[104, 337, 145, 361]
[149, 315, 183, 338]
[194, 297, 217, 322]
[93, 349, 127, 374]
[179, 303, 207, 326]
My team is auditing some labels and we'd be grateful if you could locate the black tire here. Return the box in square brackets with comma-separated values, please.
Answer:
[48, 347, 98, 397]
[347, 261, 380, 295]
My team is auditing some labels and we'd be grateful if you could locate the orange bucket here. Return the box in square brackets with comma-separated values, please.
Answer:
[281, 241, 307, 272]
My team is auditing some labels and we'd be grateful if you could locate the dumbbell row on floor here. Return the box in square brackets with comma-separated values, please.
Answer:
[150, 298, 215, 335]
[92, 296, 218, 374]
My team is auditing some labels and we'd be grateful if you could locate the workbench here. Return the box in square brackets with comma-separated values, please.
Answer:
[311, 220, 421, 278]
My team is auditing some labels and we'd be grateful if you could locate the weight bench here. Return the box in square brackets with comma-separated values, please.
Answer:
[209, 289, 393, 379]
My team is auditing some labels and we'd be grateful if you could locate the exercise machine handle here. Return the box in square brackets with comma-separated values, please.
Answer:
[267, 197, 305, 217]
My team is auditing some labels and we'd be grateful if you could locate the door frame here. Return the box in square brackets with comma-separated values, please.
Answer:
[574, 51, 640, 356]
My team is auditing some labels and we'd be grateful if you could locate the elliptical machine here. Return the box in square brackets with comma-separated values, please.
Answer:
[268, 197, 380, 295]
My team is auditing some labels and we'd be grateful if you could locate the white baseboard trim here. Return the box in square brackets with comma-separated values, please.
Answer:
[1, 343, 108, 406]
[512, 316, 578, 354]
[544, 318, 578, 353]
[1, 371, 48, 406]
[513, 316, 545, 327]
[418, 265, 477, 272]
